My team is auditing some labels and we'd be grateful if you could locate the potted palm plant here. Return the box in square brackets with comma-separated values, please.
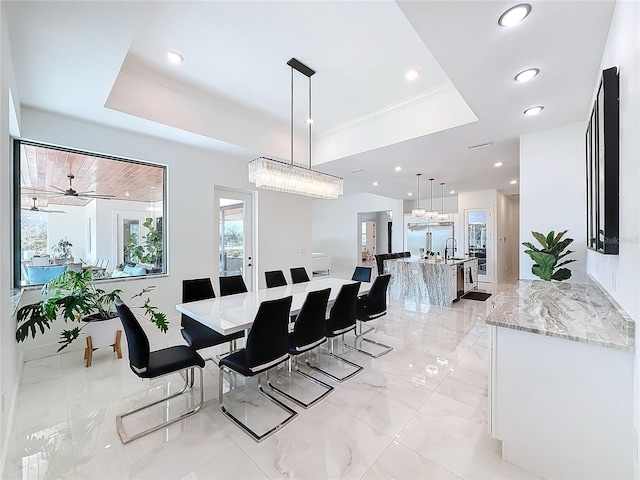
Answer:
[16, 269, 168, 352]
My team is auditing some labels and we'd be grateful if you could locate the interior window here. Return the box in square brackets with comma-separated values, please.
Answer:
[14, 140, 166, 286]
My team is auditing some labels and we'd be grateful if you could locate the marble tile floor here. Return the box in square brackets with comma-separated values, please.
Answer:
[5, 282, 542, 480]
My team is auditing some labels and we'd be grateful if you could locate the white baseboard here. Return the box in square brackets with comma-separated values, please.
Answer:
[1, 348, 24, 479]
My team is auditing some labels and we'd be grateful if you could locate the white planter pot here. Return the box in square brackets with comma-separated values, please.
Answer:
[82, 314, 123, 367]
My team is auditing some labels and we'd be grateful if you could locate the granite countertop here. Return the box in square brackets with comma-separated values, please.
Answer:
[10, 289, 23, 316]
[487, 279, 635, 352]
[390, 257, 476, 266]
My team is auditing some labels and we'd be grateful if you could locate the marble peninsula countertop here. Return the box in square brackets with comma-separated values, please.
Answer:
[391, 256, 474, 265]
[487, 279, 635, 352]
[10, 288, 23, 316]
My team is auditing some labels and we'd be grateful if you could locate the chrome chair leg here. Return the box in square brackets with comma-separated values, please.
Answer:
[219, 366, 297, 443]
[343, 320, 393, 358]
[358, 323, 375, 335]
[306, 338, 363, 383]
[116, 367, 204, 444]
[266, 355, 333, 409]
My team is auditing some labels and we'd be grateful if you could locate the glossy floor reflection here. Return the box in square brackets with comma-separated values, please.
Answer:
[6, 282, 541, 479]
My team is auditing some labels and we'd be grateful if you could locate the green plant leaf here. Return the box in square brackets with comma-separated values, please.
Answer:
[528, 251, 556, 269]
[556, 249, 575, 261]
[546, 231, 555, 247]
[522, 242, 540, 251]
[553, 230, 568, 245]
[532, 265, 552, 281]
[532, 231, 547, 248]
[556, 259, 577, 268]
[16, 302, 54, 342]
[552, 268, 572, 281]
[58, 327, 82, 352]
[547, 238, 574, 256]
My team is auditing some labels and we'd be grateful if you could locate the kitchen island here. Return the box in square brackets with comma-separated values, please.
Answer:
[384, 256, 478, 306]
[486, 279, 635, 479]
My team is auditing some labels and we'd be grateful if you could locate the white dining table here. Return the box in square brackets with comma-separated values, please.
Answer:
[176, 277, 371, 336]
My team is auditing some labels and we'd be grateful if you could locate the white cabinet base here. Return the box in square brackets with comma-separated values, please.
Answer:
[489, 325, 634, 479]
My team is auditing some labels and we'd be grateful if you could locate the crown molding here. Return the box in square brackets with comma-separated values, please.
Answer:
[315, 82, 457, 140]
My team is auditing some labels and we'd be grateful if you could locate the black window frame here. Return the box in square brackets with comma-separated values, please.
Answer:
[13, 138, 168, 288]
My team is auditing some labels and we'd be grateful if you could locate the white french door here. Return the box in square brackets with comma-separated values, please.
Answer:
[464, 208, 493, 283]
[214, 188, 255, 291]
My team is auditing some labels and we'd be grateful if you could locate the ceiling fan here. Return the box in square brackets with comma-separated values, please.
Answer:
[47, 173, 116, 200]
[25, 173, 116, 200]
[21, 197, 65, 214]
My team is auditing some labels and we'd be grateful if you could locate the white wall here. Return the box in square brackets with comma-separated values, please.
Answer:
[509, 196, 520, 280]
[255, 190, 313, 289]
[496, 191, 519, 283]
[584, 0, 640, 472]
[46, 205, 86, 260]
[0, 4, 20, 476]
[519, 122, 587, 283]
[14, 107, 312, 359]
[312, 193, 403, 271]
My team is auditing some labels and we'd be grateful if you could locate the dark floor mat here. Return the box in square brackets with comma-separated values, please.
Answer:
[461, 291, 492, 301]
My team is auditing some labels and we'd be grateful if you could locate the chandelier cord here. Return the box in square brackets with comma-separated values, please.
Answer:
[429, 178, 434, 211]
[309, 76, 312, 169]
[290, 66, 294, 166]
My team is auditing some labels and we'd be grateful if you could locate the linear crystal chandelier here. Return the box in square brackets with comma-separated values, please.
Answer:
[248, 58, 344, 200]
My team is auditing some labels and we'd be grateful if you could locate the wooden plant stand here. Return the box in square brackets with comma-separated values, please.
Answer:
[84, 330, 123, 367]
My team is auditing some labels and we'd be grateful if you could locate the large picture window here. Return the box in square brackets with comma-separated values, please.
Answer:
[14, 140, 167, 287]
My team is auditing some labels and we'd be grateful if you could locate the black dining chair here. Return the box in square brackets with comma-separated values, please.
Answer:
[114, 299, 206, 444]
[181, 278, 243, 369]
[265, 270, 288, 288]
[345, 274, 393, 358]
[267, 288, 334, 408]
[219, 296, 297, 442]
[351, 266, 372, 283]
[306, 282, 364, 383]
[290, 267, 310, 284]
[219, 275, 248, 296]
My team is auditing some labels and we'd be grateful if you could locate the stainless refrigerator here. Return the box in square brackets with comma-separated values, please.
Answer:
[406, 222, 454, 257]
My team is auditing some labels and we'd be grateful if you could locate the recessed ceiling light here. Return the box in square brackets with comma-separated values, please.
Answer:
[395, 166, 402, 172]
[498, 4, 532, 27]
[450, 190, 456, 194]
[510, 180, 518, 184]
[306, 118, 314, 124]
[406, 68, 420, 81]
[515, 68, 540, 82]
[167, 51, 184, 64]
[524, 106, 544, 116]
[494, 162, 504, 167]
[125, 192, 130, 197]
[373, 181, 379, 186]
[408, 192, 413, 196]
